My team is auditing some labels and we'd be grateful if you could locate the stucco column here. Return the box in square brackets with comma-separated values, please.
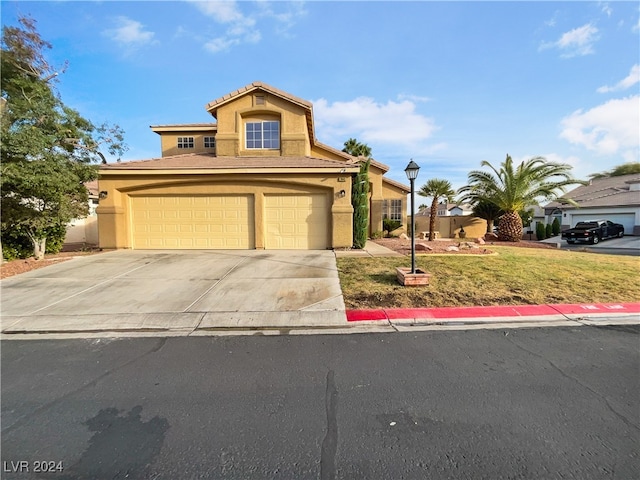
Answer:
[254, 192, 265, 249]
[96, 205, 125, 249]
[331, 202, 354, 249]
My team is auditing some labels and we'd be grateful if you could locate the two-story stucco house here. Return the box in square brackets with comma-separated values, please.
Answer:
[97, 82, 409, 250]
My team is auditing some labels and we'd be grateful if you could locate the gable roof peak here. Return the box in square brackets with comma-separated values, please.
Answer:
[205, 81, 312, 114]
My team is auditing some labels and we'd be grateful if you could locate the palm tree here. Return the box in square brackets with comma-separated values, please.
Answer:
[458, 154, 584, 242]
[418, 178, 455, 241]
[472, 200, 504, 234]
[342, 138, 372, 158]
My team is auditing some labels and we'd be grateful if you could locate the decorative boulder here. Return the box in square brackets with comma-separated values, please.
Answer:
[446, 246, 459, 252]
[415, 243, 433, 251]
[484, 233, 499, 241]
[475, 237, 486, 244]
[399, 233, 409, 240]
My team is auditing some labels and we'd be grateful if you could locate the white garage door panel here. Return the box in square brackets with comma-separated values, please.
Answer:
[265, 194, 329, 249]
[571, 213, 635, 234]
[131, 195, 254, 249]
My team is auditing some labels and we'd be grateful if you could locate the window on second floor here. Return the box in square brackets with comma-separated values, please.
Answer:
[246, 121, 280, 149]
[177, 137, 194, 149]
[204, 136, 216, 148]
[382, 199, 403, 222]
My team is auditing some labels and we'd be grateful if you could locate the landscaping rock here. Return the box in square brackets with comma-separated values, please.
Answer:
[399, 233, 409, 240]
[484, 233, 499, 241]
[475, 237, 486, 244]
[415, 243, 433, 251]
[446, 246, 460, 252]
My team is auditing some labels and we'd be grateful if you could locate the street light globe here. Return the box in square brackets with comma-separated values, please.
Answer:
[404, 160, 420, 180]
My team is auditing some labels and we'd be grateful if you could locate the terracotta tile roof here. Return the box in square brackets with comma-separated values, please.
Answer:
[545, 174, 640, 209]
[150, 123, 217, 133]
[100, 153, 359, 171]
[205, 81, 312, 112]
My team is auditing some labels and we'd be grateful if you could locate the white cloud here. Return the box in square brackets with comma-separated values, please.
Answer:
[600, 2, 612, 18]
[103, 16, 157, 48]
[560, 95, 640, 162]
[189, 0, 305, 53]
[313, 96, 439, 155]
[539, 23, 599, 58]
[597, 64, 640, 93]
[633, 17, 640, 33]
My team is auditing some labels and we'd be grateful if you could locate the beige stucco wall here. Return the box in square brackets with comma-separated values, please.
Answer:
[415, 215, 487, 239]
[159, 131, 217, 157]
[97, 172, 354, 250]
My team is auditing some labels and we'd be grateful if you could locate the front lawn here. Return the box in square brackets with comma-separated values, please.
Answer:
[337, 246, 640, 309]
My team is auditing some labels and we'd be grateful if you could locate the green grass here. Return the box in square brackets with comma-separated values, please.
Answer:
[337, 246, 640, 309]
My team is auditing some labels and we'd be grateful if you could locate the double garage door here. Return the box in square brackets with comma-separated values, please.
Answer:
[131, 194, 328, 250]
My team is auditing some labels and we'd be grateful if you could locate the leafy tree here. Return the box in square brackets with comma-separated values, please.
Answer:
[418, 178, 455, 241]
[458, 154, 584, 242]
[342, 138, 372, 158]
[589, 162, 640, 179]
[471, 200, 504, 233]
[352, 160, 370, 248]
[1, 16, 126, 260]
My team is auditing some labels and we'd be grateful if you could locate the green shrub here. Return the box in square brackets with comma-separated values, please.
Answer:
[536, 223, 546, 241]
[1, 222, 68, 259]
[370, 230, 383, 239]
[383, 218, 402, 234]
[545, 223, 553, 239]
[552, 217, 561, 236]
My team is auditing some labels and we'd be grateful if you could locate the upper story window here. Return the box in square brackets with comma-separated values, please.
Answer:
[177, 137, 194, 149]
[204, 136, 216, 148]
[246, 121, 280, 149]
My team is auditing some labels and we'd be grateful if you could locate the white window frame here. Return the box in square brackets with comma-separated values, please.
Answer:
[245, 121, 280, 150]
[382, 199, 403, 222]
[177, 137, 194, 149]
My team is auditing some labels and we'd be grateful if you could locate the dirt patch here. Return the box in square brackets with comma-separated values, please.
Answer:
[1, 248, 107, 279]
[372, 237, 556, 255]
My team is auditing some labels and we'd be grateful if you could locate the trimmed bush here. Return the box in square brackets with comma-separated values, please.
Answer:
[383, 218, 402, 236]
[552, 217, 561, 236]
[545, 223, 553, 239]
[536, 223, 546, 241]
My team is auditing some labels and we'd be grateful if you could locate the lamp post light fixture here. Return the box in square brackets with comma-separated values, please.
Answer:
[404, 160, 420, 274]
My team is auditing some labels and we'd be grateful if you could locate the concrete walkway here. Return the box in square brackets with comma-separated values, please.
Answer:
[334, 240, 403, 257]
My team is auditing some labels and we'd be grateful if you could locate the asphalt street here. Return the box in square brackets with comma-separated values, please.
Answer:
[2, 326, 639, 480]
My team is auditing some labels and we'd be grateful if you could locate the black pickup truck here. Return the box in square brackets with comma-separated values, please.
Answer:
[561, 220, 624, 244]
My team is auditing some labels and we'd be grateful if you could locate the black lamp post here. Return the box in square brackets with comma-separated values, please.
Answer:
[404, 160, 420, 274]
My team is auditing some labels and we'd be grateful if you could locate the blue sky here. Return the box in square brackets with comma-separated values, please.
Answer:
[2, 0, 639, 190]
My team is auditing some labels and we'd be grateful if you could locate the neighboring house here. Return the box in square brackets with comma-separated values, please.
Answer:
[64, 180, 99, 246]
[97, 81, 409, 250]
[545, 174, 640, 235]
[436, 202, 473, 216]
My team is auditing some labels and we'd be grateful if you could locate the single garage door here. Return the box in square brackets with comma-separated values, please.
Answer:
[131, 195, 254, 249]
[265, 194, 329, 249]
[571, 213, 635, 235]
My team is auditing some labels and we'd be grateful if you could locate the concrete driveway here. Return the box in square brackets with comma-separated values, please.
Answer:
[542, 235, 640, 256]
[1, 250, 347, 335]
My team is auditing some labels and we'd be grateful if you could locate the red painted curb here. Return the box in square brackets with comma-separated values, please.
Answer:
[346, 303, 640, 322]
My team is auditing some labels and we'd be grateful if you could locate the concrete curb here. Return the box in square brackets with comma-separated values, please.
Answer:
[347, 302, 640, 328]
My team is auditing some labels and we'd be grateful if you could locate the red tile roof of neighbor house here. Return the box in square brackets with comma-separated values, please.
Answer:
[84, 180, 99, 196]
[100, 153, 360, 170]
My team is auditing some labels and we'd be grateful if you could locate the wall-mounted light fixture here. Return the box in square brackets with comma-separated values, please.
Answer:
[99, 191, 108, 199]
[338, 189, 346, 198]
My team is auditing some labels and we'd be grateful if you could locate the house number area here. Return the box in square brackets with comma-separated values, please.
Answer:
[3, 460, 64, 473]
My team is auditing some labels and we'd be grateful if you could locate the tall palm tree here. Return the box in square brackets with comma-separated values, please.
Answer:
[458, 154, 584, 242]
[418, 178, 455, 241]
